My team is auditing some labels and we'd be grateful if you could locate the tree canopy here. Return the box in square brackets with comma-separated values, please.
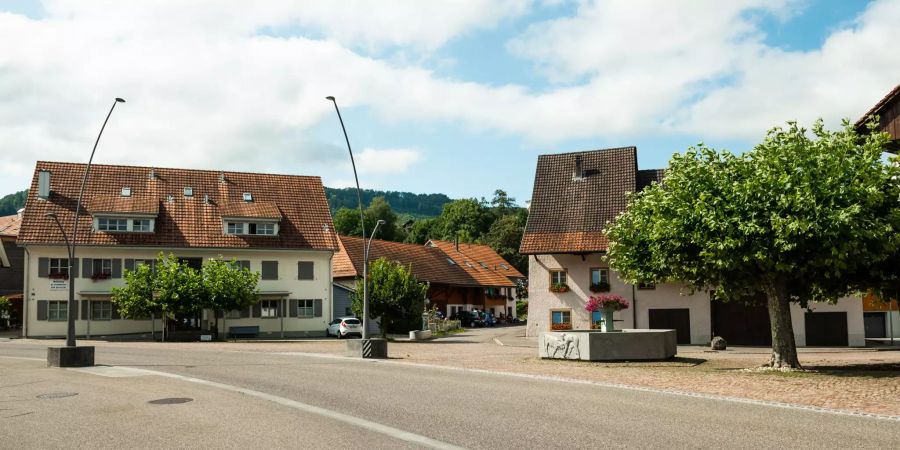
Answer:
[606, 119, 900, 369]
[333, 196, 403, 242]
[351, 257, 429, 337]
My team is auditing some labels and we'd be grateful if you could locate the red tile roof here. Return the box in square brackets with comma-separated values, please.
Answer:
[0, 214, 22, 238]
[520, 147, 642, 254]
[427, 240, 524, 282]
[334, 236, 515, 288]
[220, 201, 282, 219]
[18, 161, 338, 251]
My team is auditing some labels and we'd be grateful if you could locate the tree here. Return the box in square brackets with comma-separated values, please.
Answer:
[351, 257, 428, 337]
[606, 120, 900, 369]
[332, 196, 401, 241]
[0, 189, 27, 216]
[490, 189, 516, 216]
[200, 258, 261, 337]
[404, 217, 437, 244]
[432, 198, 492, 243]
[482, 210, 528, 274]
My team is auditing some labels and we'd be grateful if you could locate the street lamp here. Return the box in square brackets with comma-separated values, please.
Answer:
[46, 97, 124, 367]
[325, 96, 373, 339]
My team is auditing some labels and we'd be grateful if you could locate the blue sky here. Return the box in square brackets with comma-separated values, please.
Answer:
[0, 1, 897, 206]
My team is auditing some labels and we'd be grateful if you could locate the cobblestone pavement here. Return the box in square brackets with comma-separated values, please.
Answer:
[9, 326, 900, 416]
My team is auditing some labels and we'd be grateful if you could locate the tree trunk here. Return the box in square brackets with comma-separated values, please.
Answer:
[763, 279, 801, 369]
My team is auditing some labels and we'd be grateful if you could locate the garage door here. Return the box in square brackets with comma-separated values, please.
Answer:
[711, 301, 772, 346]
[649, 309, 691, 345]
[805, 312, 848, 346]
[863, 312, 886, 339]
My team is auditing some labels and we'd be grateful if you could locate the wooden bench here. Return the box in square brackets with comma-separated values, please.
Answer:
[227, 326, 260, 339]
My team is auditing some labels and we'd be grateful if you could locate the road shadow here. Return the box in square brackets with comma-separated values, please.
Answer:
[803, 362, 900, 378]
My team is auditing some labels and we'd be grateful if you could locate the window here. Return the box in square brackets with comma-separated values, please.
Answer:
[226, 222, 244, 235]
[591, 310, 603, 329]
[92, 302, 112, 321]
[260, 300, 280, 318]
[98, 218, 128, 231]
[591, 268, 609, 285]
[261, 261, 278, 280]
[638, 282, 656, 290]
[297, 261, 314, 280]
[253, 223, 275, 235]
[49, 258, 69, 277]
[297, 299, 314, 317]
[550, 270, 567, 285]
[93, 259, 112, 278]
[48, 301, 67, 321]
[132, 219, 152, 232]
[550, 309, 572, 330]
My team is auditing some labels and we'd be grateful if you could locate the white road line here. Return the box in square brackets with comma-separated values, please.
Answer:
[117, 366, 466, 450]
[274, 351, 900, 422]
[0, 356, 45, 362]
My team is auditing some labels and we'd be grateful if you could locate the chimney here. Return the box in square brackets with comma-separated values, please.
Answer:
[573, 155, 584, 181]
[148, 168, 157, 180]
[16, 208, 24, 219]
[38, 170, 51, 199]
[455, 235, 459, 252]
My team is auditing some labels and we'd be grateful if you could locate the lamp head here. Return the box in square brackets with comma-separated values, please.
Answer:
[325, 96, 335, 102]
[376, 220, 386, 226]
[115, 98, 126, 103]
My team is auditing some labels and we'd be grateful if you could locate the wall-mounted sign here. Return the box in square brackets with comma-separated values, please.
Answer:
[50, 279, 68, 291]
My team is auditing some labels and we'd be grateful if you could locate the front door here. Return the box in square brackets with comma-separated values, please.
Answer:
[649, 308, 691, 345]
[863, 312, 886, 339]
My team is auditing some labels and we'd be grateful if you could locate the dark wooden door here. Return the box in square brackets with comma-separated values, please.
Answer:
[805, 312, 848, 346]
[864, 312, 886, 339]
[649, 309, 691, 345]
[711, 301, 772, 346]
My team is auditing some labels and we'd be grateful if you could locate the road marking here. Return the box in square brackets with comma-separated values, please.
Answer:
[110, 366, 466, 450]
[0, 356, 44, 362]
[69, 365, 158, 378]
[274, 351, 900, 422]
[492, 338, 504, 346]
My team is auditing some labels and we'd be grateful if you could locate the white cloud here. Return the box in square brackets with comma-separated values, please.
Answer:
[356, 148, 422, 175]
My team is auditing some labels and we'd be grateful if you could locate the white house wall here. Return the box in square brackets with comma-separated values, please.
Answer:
[24, 246, 333, 338]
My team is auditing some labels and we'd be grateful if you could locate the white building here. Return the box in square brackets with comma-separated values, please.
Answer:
[521, 147, 864, 346]
[18, 161, 339, 339]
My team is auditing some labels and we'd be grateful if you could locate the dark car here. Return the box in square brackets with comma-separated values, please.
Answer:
[452, 310, 480, 328]
[483, 312, 496, 327]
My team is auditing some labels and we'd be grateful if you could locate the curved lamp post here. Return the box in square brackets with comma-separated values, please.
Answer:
[325, 96, 373, 339]
[48, 98, 124, 363]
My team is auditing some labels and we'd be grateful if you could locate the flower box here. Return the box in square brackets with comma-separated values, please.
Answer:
[90, 272, 112, 281]
[589, 282, 611, 293]
[550, 283, 570, 293]
[551, 322, 572, 331]
[48, 273, 69, 280]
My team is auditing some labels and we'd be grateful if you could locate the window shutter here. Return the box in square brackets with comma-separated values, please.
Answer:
[82, 258, 93, 278]
[111, 302, 121, 320]
[313, 299, 322, 317]
[289, 299, 298, 317]
[298, 261, 314, 280]
[261, 261, 278, 280]
[252, 302, 262, 318]
[71, 259, 79, 278]
[93, 259, 103, 276]
[112, 259, 122, 278]
[81, 300, 89, 320]
[38, 258, 49, 277]
[37, 300, 48, 320]
[124, 259, 135, 272]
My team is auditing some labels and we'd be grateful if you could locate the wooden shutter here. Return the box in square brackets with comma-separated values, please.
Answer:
[297, 261, 314, 280]
[82, 258, 93, 278]
[112, 259, 122, 278]
[81, 300, 89, 320]
[71, 259, 79, 278]
[289, 299, 298, 317]
[124, 259, 135, 272]
[252, 302, 262, 318]
[38, 257, 49, 277]
[37, 300, 48, 320]
[93, 259, 103, 277]
[261, 261, 278, 280]
[313, 299, 322, 317]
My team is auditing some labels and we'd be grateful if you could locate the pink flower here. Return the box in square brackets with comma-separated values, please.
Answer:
[584, 294, 629, 312]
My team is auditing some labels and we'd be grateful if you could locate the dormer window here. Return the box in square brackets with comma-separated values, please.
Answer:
[225, 220, 278, 236]
[95, 216, 155, 233]
[98, 218, 128, 231]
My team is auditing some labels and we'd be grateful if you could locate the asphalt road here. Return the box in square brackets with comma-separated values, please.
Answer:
[1, 341, 898, 449]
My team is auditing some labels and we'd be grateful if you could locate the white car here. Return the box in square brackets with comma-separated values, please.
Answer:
[326, 317, 362, 339]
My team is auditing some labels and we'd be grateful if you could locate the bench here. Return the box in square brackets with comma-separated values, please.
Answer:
[227, 326, 260, 339]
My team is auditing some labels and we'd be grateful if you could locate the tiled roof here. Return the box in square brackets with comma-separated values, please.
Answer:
[220, 201, 282, 219]
[17, 161, 338, 251]
[520, 147, 639, 254]
[427, 240, 524, 281]
[856, 83, 900, 128]
[637, 169, 665, 190]
[0, 214, 22, 237]
[334, 236, 514, 288]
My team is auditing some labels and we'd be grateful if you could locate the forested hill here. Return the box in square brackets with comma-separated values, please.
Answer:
[325, 187, 451, 217]
[0, 188, 451, 218]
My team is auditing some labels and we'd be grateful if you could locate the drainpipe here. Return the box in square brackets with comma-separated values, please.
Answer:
[631, 284, 637, 329]
[22, 247, 29, 338]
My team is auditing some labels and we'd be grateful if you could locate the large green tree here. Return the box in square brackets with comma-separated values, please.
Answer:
[607, 120, 900, 369]
[482, 209, 528, 274]
[431, 198, 492, 243]
[351, 257, 429, 337]
[333, 196, 401, 241]
[200, 258, 261, 336]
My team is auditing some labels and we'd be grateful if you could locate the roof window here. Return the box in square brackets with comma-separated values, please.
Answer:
[121, 187, 132, 197]
[243, 192, 253, 202]
[446, 258, 456, 265]
[183, 187, 193, 197]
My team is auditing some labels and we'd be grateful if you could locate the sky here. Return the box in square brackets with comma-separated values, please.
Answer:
[0, 0, 898, 205]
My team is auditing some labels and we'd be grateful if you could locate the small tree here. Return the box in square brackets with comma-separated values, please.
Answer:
[200, 258, 261, 338]
[607, 120, 900, 369]
[351, 257, 428, 337]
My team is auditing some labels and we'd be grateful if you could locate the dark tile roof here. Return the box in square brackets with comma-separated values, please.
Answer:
[18, 161, 338, 251]
[520, 147, 639, 254]
[856, 83, 900, 128]
[334, 236, 514, 288]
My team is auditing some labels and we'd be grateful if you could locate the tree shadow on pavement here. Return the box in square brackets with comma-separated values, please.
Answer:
[803, 362, 900, 378]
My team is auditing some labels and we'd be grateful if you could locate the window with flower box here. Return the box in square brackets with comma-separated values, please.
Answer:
[49, 258, 69, 278]
[550, 309, 572, 330]
[590, 268, 610, 292]
[549, 270, 568, 292]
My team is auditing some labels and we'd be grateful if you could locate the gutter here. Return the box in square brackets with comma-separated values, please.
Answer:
[22, 247, 29, 338]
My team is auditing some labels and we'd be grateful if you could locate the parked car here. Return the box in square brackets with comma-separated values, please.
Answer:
[451, 310, 479, 327]
[326, 317, 362, 339]
[483, 312, 496, 327]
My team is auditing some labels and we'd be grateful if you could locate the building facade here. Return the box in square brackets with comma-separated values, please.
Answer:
[0, 211, 24, 328]
[18, 161, 339, 338]
[521, 147, 864, 346]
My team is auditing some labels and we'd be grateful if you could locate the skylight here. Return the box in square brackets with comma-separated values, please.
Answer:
[446, 258, 456, 265]
[243, 192, 253, 202]
[121, 187, 131, 197]
[184, 187, 193, 197]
